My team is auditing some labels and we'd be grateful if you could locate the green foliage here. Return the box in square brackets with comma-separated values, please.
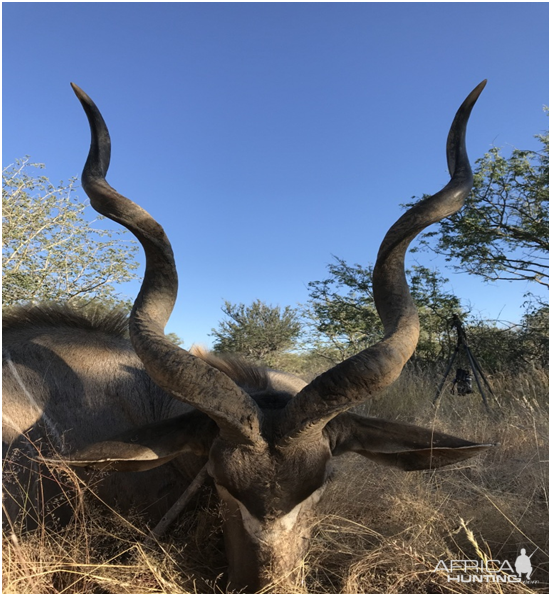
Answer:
[166, 332, 184, 347]
[518, 302, 549, 367]
[2, 158, 139, 307]
[210, 299, 301, 364]
[458, 303, 549, 373]
[301, 258, 383, 363]
[302, 257, 462, 365]
[409, 127, 549, 287]
[408, 265, 463, 362]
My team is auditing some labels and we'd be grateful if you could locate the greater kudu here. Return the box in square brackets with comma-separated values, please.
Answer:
[3, 80, 492, 592]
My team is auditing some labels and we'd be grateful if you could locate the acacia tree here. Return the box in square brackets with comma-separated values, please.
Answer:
[3, 158, 139, 307]
[302, 257, 462, 364]
[409, 128, 549, 287]
[301, 258, 382, 363]
[211, 299, 301, 364]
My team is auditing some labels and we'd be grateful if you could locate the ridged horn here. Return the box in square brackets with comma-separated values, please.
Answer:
[71, 83, 263, 446]
[280, 80, 487, 441]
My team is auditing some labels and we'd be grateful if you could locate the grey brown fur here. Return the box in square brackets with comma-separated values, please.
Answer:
[3, 303, 130, 337]
[3, 80, 493, 592]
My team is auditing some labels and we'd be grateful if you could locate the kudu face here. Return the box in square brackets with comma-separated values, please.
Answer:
[65, 81, 493, 592]
[190, 383, 331, 589]
[209, 430, 331, 590]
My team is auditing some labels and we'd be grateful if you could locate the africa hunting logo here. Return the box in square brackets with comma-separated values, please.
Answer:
[434, 548, 544, 584]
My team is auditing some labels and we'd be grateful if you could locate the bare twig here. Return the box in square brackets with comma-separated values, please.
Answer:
[143, 464, 208, 546]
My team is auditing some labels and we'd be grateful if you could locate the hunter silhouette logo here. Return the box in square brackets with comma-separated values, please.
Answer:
[515, 548, 536, 580]
[434, 547, 543, 584]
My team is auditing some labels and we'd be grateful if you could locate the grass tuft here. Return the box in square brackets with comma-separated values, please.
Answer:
[3, 368, 548, 593]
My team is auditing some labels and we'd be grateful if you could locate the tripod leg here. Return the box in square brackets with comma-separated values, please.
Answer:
[469, 348, 497, 396]
[433, 347, 458, 405]
[470, 348, 502, 407]
[465, 346, 490, 411]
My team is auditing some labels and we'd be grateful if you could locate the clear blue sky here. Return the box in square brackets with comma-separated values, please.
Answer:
[3, 3, 548, 348]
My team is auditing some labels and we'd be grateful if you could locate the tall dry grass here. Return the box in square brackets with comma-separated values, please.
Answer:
[3, 367, 548, 594]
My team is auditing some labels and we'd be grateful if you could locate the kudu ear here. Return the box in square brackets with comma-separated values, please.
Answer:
[63, 411, 217, 472]
[326, 412, 495, 471]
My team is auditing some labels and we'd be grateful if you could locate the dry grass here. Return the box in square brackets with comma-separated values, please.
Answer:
[3, 368, 548, 594]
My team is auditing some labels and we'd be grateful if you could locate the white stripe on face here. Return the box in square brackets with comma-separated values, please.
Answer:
[216, 483, 326, 544]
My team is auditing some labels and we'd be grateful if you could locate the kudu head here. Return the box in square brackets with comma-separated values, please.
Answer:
[68, 81, 491, 591]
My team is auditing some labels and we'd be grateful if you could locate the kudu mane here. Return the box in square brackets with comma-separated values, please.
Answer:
[3, 303, 129, 338]
[3, 303, 285, 398]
